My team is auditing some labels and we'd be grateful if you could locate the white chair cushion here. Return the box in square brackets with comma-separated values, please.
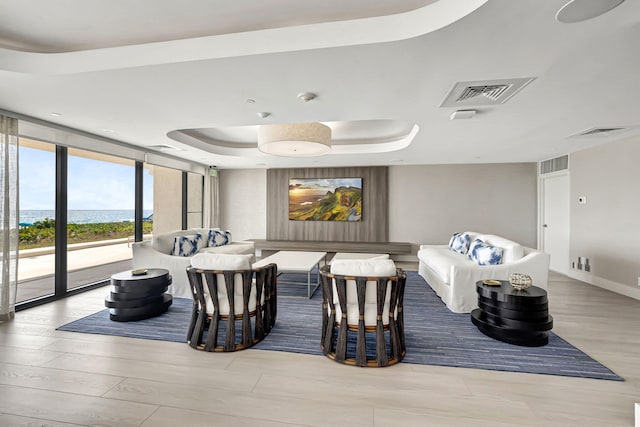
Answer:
[190, 253, 260, 316]
[329, 259, 397, 327]
[330, 259, 396, 277]
[191, 253, 252, 270]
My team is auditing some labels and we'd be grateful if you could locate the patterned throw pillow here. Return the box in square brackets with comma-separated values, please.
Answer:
[207, 229, 231, 247]
[448, 232, 471, 255]
[467, 238, 485, 260]
[171, 233, 202, 257]
[468, 241, 504, 265]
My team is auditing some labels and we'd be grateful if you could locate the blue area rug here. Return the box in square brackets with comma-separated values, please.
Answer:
[58, 271, 622, 381]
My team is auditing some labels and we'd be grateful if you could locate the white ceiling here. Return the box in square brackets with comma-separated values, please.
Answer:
[0, 0, 639, 169]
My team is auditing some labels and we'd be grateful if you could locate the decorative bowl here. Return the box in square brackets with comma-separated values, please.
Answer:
[509, 273, 532, 290]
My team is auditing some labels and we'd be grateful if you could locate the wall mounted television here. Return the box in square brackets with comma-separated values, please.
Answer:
[289, 178, 362, 221]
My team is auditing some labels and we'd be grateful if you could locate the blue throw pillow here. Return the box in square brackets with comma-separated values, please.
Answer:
[207, 229, 231, 247]
[469, 241, 504, 265]
[171, 233, 202, 257]
[448, 232, 470, 255]
[467, 238, 484, 260]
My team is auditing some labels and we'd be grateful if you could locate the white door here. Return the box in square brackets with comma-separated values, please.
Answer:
[542, 173, 570, 274]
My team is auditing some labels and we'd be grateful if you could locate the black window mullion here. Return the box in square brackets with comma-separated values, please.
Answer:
[182, 171, 187, 230]
[134, 161, 143, 242]
[54, 146, 67, 296]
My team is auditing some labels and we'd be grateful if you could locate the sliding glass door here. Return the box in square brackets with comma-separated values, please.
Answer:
[66, 148, 137, 290]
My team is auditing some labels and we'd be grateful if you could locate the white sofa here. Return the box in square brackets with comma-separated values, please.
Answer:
[132, 228, 255, 299]
[417, 232, 550, 313]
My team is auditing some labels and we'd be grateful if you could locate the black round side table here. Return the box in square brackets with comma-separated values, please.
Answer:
[105, 268, 172, 321]
[470, 280, 553, 346]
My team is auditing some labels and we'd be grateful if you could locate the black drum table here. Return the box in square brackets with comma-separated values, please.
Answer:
[105, 268, 173, 321]
[470, 280, 553, 347]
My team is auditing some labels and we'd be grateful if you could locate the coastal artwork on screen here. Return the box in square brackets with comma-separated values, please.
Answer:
[289, 178, 362, 221]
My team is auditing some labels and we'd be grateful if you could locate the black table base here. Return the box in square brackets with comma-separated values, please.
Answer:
[106, 269, 172, 322]
[471, 281, 553, 347]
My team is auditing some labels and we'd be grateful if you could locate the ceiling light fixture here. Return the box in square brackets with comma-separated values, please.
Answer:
[297, 92, 317, 102]
[257, 122, 331, 157]
[257, 112, 271, 118]
[51, 112, 62, 117]
[556, 0, 624, 23]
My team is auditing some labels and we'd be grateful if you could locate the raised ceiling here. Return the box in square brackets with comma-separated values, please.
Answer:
[0, 0, 639, 169]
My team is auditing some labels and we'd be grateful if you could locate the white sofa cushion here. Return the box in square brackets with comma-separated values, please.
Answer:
[478, 234, 524, 263]
[201, 242, 255, 255]
[330, 259, 397, 327]
[417, 246, 470, 284]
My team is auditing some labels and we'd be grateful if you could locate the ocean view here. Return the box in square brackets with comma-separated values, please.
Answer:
[20, 209, 153, 225]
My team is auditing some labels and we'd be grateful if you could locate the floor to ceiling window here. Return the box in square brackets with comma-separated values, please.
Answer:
[13, 117, 204, 309]
[17, 138, 56, 302]
[66, 148, 141, 290]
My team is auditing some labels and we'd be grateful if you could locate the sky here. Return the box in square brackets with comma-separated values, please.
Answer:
[19, 146, 153, 210]
[289, 178, 362, 192]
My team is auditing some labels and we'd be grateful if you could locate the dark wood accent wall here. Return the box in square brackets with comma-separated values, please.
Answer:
[266, 167, 388, 242]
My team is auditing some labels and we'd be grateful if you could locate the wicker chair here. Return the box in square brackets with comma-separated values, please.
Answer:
[186, 253, 277, 352]
[319, 259, 406, 367]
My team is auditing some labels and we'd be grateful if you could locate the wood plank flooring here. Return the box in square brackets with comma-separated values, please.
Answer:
[0, 270, 638, 426]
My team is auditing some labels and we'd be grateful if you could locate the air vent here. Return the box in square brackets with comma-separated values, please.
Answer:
[457, 85, 509, 102]
[440, 77, 536, 107]
[570, 127, 629, 138]
[540, 155, 568, 174]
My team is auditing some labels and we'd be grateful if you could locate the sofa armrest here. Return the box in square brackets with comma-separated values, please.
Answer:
[450, 249, 550, 290]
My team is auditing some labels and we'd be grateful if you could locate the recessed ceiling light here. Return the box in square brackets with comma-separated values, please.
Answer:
[246, 99, 256, 104]
[298, 92, 317, 102]
[556, 0, 625, 23]
[51, 112, 62, 117]
[102, 128, 115, 133]
[257, 112, 271, 118]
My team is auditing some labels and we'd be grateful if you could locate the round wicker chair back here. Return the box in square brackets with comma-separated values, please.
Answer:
[319, 265, 406, 367]
[186, 263, 277, 352]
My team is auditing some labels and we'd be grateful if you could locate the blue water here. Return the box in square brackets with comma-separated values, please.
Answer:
[20, 210, 153, 225]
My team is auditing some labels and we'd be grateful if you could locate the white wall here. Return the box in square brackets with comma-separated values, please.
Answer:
[389, 163, 538, 249]
[569, 136, 640, 291]
[219, 164, 537, 250]
[219, 169, 267, 241]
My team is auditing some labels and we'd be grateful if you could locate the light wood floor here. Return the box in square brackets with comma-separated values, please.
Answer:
[0, 270, 638, 426]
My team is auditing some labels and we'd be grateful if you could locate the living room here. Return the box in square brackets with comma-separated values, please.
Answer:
[1, 1, 640, 426]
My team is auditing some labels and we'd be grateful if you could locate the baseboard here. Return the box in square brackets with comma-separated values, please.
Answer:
[568, 269, 640, 301]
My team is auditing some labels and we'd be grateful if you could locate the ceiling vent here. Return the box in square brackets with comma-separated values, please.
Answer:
[569, 127, 629, 138]
[540, 155, 568, 175]
[440, 77, 536, 107]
